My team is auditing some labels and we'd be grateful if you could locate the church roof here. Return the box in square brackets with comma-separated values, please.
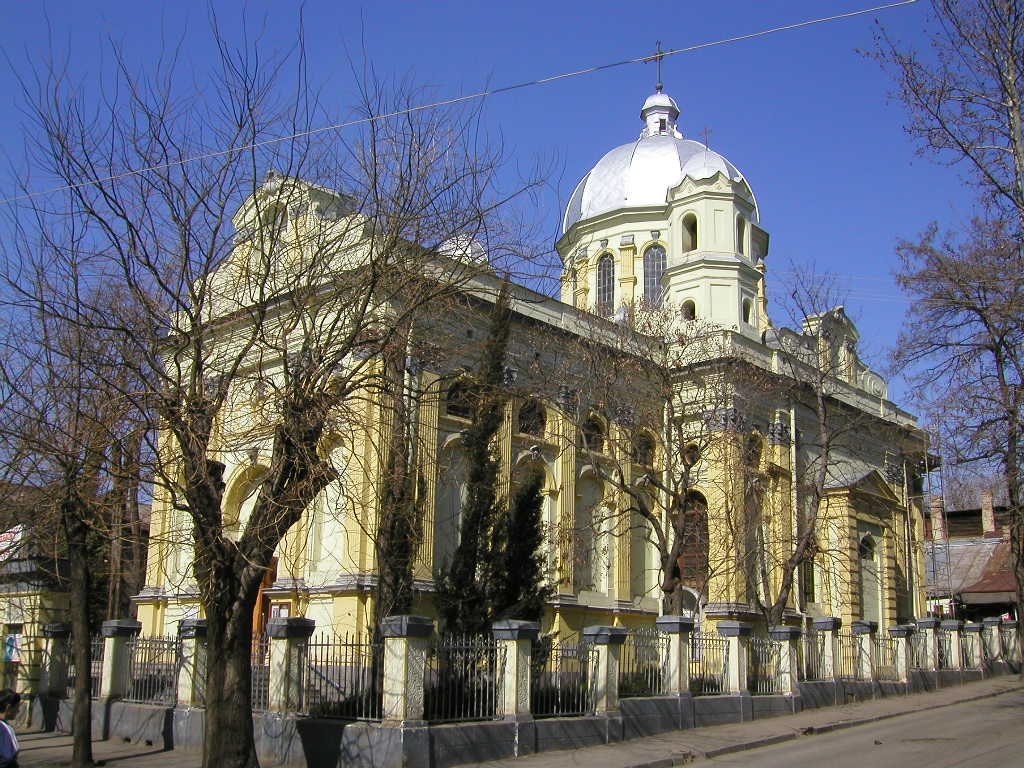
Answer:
[562, 89, 756, 233]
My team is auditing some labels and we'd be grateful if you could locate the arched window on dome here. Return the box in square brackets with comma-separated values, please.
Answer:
[643, 245, 667, 308]
[682, 214, 698, 252]
[596, 253, 615, 316]
[681, 300, 697, 321]
[736, 216, 746, 256]
[742, 298, 753, 325]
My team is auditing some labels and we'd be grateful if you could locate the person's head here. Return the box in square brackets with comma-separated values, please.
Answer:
[0, 690, 20, 720]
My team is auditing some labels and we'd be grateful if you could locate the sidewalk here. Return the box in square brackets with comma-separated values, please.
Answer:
[14, 677, 1024, 768]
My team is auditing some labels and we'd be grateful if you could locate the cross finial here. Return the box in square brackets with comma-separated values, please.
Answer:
[701, 126, 713, 149]
[654, 41, 665, 93]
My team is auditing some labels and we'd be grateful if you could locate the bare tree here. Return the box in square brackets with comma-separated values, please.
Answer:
[8, 27, 543, 768]
[874, 0, 1024, 227]
[0, 284, 147, 768]
[893, 217, 1024, 628]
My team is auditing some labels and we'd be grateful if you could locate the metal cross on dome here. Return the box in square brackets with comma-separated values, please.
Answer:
[651, 41, 665, 93]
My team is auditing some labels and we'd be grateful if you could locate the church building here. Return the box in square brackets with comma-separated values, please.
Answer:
[136, 87, 930, 639]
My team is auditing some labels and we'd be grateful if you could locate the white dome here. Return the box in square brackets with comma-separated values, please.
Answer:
[562, 91, 757, 233]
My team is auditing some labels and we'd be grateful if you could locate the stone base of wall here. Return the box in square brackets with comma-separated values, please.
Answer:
[45, 666, 1014, 768]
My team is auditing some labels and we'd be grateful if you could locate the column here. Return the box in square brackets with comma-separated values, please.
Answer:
[813, 617, 841, 679]
[916, 618, 940, 671]
[176, 619, 207, 707]
[41, 623, 71, 697]
[381, 615, 434, 723]
[582, 625, 627, 713]
[99, 619, 141, 699]
[717, 621, 752, 694]
[267, 617, 315, 713]
[962, 622, 983, 669]
[852, 620, 877, 682]
[768, 626, 801, 695]
[940, 619, 964, 669]
[656, 616, 694, 695]
[887, 625, 911, 683]
[492, 620, 539, 720]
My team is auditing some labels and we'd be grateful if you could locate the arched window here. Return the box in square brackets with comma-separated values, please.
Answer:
[517, 399, 547, 438]
[744, 432, 764, 469]
[681, 300, 697, 321]
[643, 244, 667, 308]
[736, 216, 746, 255]
[581, 416, 606, 454]
[682, 213, 698, 252]
[634, 433, 656, 466]
[445, 380, 476, 419]
[742, 298, 753, 325]
[596, 253, 615, 316]
[677, 491, 709, 588]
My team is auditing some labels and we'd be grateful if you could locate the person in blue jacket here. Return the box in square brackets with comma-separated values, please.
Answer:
[0, 689, 20, 767]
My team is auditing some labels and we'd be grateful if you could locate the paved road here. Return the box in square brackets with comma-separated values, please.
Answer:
[709, 689, 1024, 767]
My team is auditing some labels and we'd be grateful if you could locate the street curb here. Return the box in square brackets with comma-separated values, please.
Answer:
[623, 682, 1023, 768]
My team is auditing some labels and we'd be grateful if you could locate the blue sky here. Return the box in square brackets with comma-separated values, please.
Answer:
[0, 1, 974, 406]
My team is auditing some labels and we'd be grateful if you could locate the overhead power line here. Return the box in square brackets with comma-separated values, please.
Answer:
[1, 0, 917, 206]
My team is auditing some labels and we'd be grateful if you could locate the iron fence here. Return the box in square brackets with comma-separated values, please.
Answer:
[937, 630, 952, 669]
[908, 631, 926, 669]
[302, 633, 383, 720]
[960, 633, 978, 669]
[531, 639, 597, 717]
[835, 632, 858, 680]
[999, 626, 1020, 664]
[251, 633, 270, 711]
[424, 633, 506, 723]
[747, 636, 782, 695]
[65, 635, 104, 699]
[689, 632, 728, 696]
[981, 627, 998, 664]
[121, 635, 181, 705]
[619, 628, 668, 698]
[874, 636, 899, 680]
[799, 630, 826, 681]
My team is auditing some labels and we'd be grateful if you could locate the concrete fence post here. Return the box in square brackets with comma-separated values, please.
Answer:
[813, 617, 841, 680]
[582, 625, 628, 713]
[940, 619, 964, 669]
[381, 615, 434, 723]
[176, 619, 208, 707]
[492, 620, 539, 720]
[916, 618, 940, 671]
[768, 626, 801, 695]
[962, 622, 983, 669]
[887, 625, 911, 683]
[98, 619, 141, 699]
[41, 623, 71, 697]
[716, 621, 752, 694]
[656, 615, 694, 696]
[267, 617, 315, 713]
[852, 620, 877, 682]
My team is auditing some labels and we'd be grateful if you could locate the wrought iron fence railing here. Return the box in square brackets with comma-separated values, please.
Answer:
[908, 631, 926, 669]
[121, 635, 181, 705]
[999, 627, 1020, 664]
[747, 636, 782, 695]
[799, 630, 826, 682]
[937, 630, 952, 670]
[835, 632, 859, 680]
[65, 635, 104, 699]
[302, 632, 383, 720]
[619, 628, 668, 698]
[424, 633, 506, 723]
[251, 633, 270, 712]
[874, 636, 899, 681]
[689, 632, 728, 696]
[530, 639, 597, 717]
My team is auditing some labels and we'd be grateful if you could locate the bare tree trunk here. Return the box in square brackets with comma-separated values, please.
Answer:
[63, 502, 94, 768]
[203, 603, 258, 768]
